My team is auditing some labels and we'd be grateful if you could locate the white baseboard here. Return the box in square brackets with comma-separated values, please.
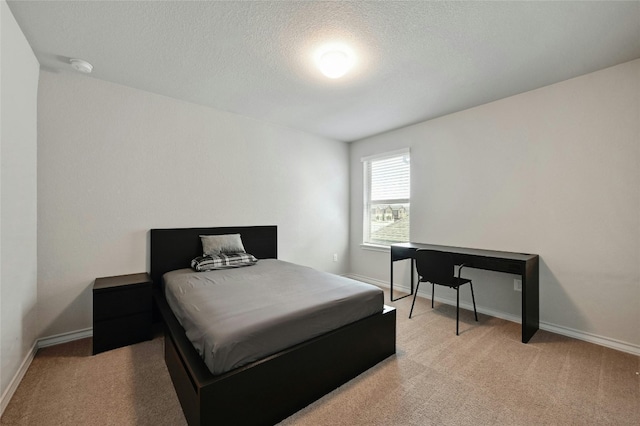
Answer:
[0, 341, 37, 417]
[0, 328, 93, 417]
[37, 327, 93, 349]
[538, 321, 640, 356]
[347, 273, 640, 356]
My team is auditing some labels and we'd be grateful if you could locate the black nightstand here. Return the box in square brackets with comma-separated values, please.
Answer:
[93, 272, 153, 355]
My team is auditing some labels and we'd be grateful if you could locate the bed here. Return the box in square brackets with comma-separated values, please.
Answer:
[150, 226, 396, 426]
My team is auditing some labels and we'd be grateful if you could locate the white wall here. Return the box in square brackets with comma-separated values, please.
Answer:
[37, 70, 349, 338]
[350, 59, 640, 351]
[0, 0, 39, 408]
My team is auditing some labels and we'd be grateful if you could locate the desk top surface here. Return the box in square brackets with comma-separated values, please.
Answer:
[391, 242, 538, 262]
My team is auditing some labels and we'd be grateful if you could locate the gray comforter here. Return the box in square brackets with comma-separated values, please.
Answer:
[164, 259, 384, 375]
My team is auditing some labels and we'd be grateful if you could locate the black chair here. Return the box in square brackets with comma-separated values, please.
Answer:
[409, 249, 478, 335]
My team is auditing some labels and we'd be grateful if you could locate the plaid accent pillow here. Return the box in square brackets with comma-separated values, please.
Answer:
[191, 253, 258, 271]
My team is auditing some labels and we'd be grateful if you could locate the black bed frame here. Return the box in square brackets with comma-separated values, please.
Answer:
[150, 226, 396, 426]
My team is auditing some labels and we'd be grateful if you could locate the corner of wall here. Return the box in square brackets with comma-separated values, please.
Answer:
[0, 0, 40, 415]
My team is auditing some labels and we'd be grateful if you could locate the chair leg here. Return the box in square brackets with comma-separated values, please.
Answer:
[456, 287, 460, 335]
[470, 282, 478, 321]
[431, 283, 435, 308]
[409, 281, 421, 319]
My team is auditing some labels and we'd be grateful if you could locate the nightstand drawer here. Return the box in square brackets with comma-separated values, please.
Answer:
[93, 282, 152, 322]
[93, 312, 152, 355]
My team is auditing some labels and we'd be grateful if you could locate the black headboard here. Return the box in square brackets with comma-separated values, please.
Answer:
[149, 226, 277, 287]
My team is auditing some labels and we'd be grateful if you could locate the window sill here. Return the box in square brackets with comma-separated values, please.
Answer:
[360, 243, 390, 253]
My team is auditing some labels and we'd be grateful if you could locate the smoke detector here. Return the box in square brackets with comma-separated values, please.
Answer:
[70, 58, 93, 73]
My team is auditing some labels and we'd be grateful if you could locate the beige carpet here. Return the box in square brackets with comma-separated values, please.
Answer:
[2, 290, 639, 425]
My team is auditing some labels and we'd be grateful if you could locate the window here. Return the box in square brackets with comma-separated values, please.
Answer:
[362, 149, 410, 246]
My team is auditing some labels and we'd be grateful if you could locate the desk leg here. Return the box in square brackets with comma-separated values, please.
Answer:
[390, 258, 415, 302]
[411, 258, 415, 294]
[521, 257, 540, 343]
[390, 256, 395, 300]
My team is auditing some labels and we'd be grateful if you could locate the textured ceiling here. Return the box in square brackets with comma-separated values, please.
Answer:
[7, 1, 640, 142]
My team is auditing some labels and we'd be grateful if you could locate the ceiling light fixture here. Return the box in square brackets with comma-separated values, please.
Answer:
[315, 44, 355, 79]
[70, 58, 93, 73]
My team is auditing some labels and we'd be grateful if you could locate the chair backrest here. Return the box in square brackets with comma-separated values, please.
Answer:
[415, 249, 455, 284]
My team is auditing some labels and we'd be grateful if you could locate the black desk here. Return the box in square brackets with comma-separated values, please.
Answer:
[390, 242, 539, 343]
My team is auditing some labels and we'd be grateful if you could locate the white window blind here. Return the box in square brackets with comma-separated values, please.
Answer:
[362, 149, 410, 245]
